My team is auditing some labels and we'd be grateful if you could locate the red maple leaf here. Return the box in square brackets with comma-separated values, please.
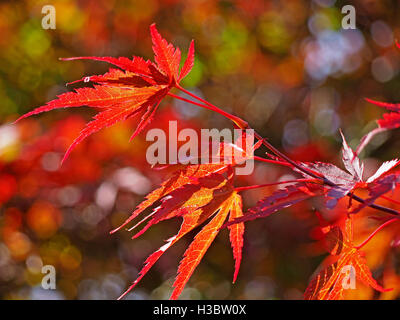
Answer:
[15, 24, 195, 163]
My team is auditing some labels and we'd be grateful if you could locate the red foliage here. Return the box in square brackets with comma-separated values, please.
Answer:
[15, 23, 400, 300]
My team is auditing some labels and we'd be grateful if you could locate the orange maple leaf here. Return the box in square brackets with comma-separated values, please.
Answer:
[305, 216, 391, 300]
[113, 135, 262, 299]
[115, 162, 245, 300]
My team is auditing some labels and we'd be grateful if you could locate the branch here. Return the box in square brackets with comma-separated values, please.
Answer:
[356, 127, 386, 156]
[171, 85, 400, 217]
[235, 178, 320, 192]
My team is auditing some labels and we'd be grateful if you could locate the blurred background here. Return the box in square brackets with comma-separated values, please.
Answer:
[1, 0, 400, 300]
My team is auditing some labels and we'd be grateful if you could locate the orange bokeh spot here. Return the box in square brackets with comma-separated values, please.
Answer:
[5, 231, 32, 260]
[60, 246, 82, 271]
[26, 201, 62, 239]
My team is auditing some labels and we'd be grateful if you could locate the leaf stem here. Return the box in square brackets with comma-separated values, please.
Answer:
[253, 156, 292, 167]
[381, 195, 400, 206]
[351, 194, 400, 216]
[171, 85, 400, 217]
[355, 218, 399, 249]
[175, 85, 325, 180]
[175, 84, 249, 129]
[235, 179, 319, 192]
[252, 132, 325, 181]
[167, 92, 219, 113]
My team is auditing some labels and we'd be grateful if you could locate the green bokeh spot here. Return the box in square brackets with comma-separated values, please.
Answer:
[258, 14, 291, 54]
[19, 21, 51, 58]
[213, 21, 248, 73]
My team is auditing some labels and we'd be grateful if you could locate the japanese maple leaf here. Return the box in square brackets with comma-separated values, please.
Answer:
[15, 24, 195, 163]
[299, 132, 399, 209]
[305, 216, 390, 300]
[115, 162, 245, 300]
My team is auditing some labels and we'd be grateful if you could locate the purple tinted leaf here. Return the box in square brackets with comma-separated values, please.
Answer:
[301, 162, 355, 186]
[340, 131, 363, 181]
[351, 174, 399, 214]
[366, 159, 400, 183]
[223, 183, 321, 226]
[326, 185, 355, 209]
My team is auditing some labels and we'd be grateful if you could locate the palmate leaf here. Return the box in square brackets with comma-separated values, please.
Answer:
[15, 24, 195, 162]
[115, 160, 246, 300]
[305, 217, 390, 300]
[118, 179, 230, 300]
[115, 137, 260, 299]
[298, 133, 399, 209]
